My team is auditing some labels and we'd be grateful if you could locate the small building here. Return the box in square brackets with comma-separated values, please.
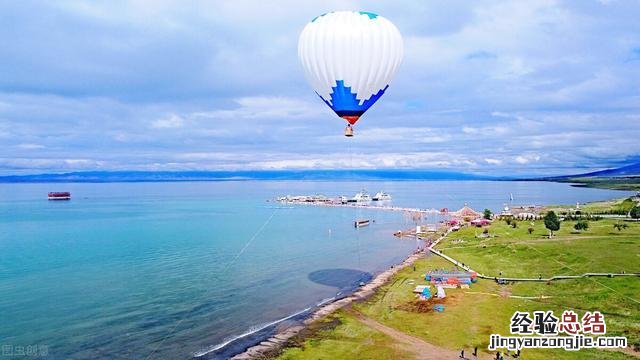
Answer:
[499, 204, 513, 218]
[515, 212, 538, 220]
[509, 205, 543, 219]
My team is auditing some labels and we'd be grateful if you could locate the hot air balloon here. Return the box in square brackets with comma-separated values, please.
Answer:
[298, 11, 403, 137]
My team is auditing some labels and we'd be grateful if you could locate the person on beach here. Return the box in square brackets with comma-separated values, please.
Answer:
[460, 349, 464, 359]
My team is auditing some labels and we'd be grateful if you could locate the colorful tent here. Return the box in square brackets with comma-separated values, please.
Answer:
[421, 287, 432, 299]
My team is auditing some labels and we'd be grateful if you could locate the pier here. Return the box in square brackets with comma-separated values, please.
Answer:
[276, 195, 443, 215]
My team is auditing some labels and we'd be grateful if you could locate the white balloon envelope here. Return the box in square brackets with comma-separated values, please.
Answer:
[298, 11, 403, 130]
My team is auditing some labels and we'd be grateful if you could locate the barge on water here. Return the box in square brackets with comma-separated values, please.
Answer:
[48, 192, 71, 200]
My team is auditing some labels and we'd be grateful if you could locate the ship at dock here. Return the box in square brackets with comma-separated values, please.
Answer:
[372, 192, 392, 201]
[346, 190, 371, 203]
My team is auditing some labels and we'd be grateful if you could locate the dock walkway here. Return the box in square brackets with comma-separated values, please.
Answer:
[280, 200, 443, 215]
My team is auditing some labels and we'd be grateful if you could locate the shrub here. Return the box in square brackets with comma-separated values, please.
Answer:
[528, 227, 535, 234]
[613, 223, 628, 232]
[574, 220, 589, 231]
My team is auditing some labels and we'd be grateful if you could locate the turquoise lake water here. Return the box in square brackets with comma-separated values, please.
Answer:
[0, 181, 631, 359]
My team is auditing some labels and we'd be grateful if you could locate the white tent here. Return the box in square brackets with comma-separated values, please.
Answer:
[436, 285, 446, 299]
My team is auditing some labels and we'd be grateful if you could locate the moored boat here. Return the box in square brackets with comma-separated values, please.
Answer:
[372, 192, 392, 201]
[354, 219, 370, 228]
[48, 192, 71, 200]
[348, 190, 371, 203]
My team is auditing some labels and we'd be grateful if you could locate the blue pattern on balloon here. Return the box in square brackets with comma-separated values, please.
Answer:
[358, 11, 379, 19]
[318, 80, 388, 117]
[312, 11, 378, 23]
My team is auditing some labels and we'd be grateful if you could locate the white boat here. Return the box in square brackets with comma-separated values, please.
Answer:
[372, 192, 391, 201]
[354, 219, 370, 228]
[348, 190, 371, 203]
[310, 194, 329, 202]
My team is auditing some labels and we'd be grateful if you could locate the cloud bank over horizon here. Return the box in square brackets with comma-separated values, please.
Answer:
[1, 0, 639, 175]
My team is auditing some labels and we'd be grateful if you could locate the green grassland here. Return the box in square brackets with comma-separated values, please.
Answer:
[548, 196, 639, 215]
[559, 177, 640, 191]
[276, 202, 640, 359]
[278, 312, 413, 360]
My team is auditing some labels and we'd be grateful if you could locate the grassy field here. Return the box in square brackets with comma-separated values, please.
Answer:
[548, 196, 639, 215]
[554, 177, 640, 191]
[278, 312, 413, 359]
[276, 201, 640, 359]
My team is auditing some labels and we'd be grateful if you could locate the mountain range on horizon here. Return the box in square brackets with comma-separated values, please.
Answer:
[553, 162, 640, 179]
[0, 162, 639, 183]
[0, 169, 492, 183]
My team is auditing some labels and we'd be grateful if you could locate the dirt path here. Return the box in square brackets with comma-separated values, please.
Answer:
[347, 309, 484, 359]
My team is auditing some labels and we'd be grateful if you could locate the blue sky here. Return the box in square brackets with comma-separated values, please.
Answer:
[1, 1, 639, 175]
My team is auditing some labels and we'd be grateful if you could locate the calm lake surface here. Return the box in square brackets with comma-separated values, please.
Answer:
[0, 181, 631, 359]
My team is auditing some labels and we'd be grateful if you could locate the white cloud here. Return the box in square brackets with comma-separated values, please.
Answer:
[461, 125, 509, 136]
[240, 151, 481, 170]
[515, 154, 541, 164]
[193, 96, 324, 121]
[17, 143, 45, 150]
[151, 114, 185, 129]
[351, 127, 450, 143]
[0, 157, 106, 170]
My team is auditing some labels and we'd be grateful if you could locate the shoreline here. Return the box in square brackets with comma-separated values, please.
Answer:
[228, 231, 452, 360]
